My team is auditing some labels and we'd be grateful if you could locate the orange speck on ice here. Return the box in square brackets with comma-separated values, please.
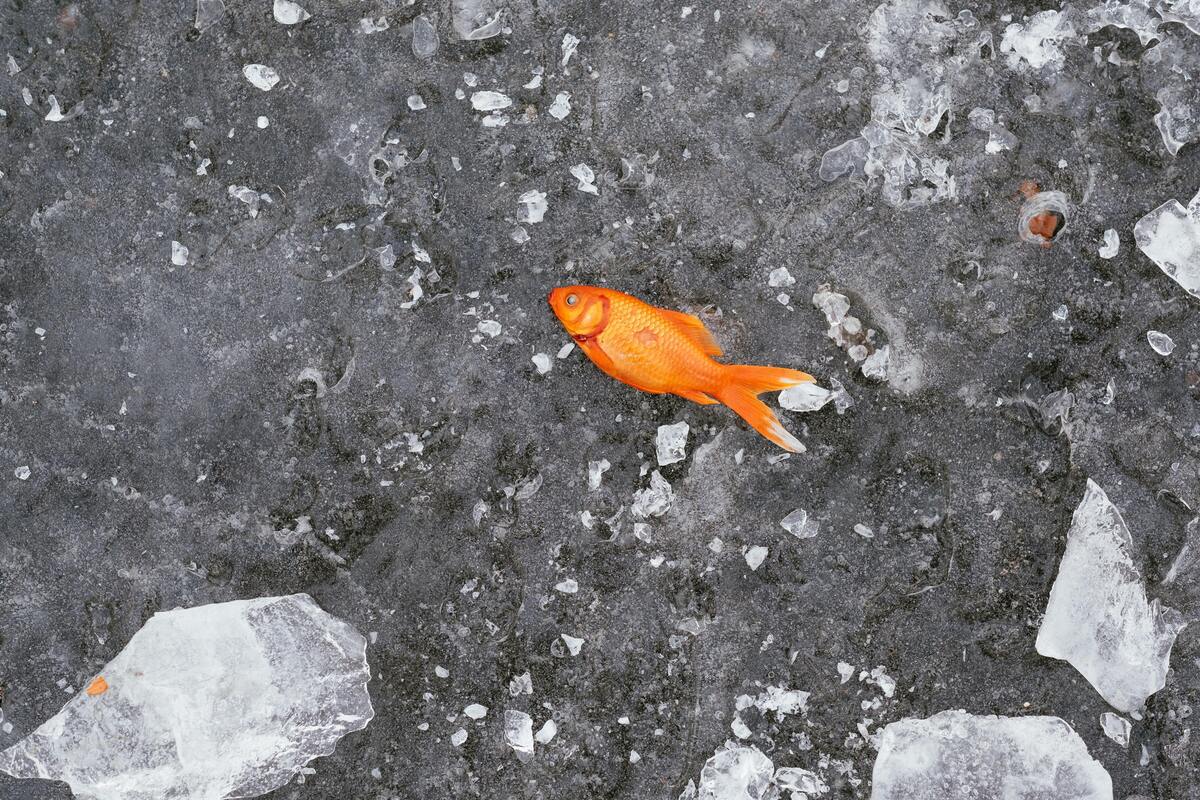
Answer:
[86, 676, 108, 696]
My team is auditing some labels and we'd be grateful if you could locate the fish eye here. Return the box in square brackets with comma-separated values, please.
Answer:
[566, 293, 578, 306]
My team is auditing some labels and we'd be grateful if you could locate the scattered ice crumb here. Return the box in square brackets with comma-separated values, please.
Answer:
[768, 267, 795, 287]
[171, 241, 189, 266]
[557, 342, 575, 358]
[548, 92, 571, 120]
[505, 711, 535, 754]
[1099, 229, 1119, 259]
[1100, 712, 1130, 748]
[434, 666, 449, 678]
[837, 661, 855, 683]
[853, 523, 875, 539]
[256, 116, 269, 128]
[629, 750, 641, 764]
[463, 703, 488, 720]
[744, 545, 768, 571]
[560, 634, 584, 655]
[242, 64, 280, 91]
[476, 320, 502, 338]
[518, 190, 548, 224]
[1052, 304, 1068, 321]
[570, 162, 599, 195]
[1147, 330, 1175, 355]
[554, 578, 578, 594]
[359, 16, 389, 33]
[471, 90, 512, 111]
[561, 33, 581, 67]
[450, 728, 468, 747]
[655, 421, 689, 466]
[587, 459, 610, 491]
[535, 719, 557, 744]
[14, 466, 31, 481]
[44, 95, 66, 122]
[532, 353, 552, 374]
[273, 0, 310, 24]
[781, 508, 819, 539]
[407, 95, 426, 111]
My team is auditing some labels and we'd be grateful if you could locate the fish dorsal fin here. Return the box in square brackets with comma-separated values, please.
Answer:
[661, 309, 723, 356]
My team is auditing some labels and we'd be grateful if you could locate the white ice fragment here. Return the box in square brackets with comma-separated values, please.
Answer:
[631, 470, 674, 518]
[44, 95, 66, 122]
[1099, 713, 1130, 748]
[524, 71, 544, 89]
[256, 116, 269, 128]
[775, 767, 828, 796]
[548, 92, 572, 120]
[587, 459, 610, 491]
[1000, 11, 1077, 71]
[170, 241, 188, 266]
[1098, 229, 1119, 259]
[780, 508, 819, 539]
[560, 634, 584, 655]
[861, 345, 890, 380]
[561, 33, 581, 66]
[476, 320, 502, 338]
[1085, 0, 1161, 45]
[407, 95, 426, 111]
[1164, 517, 1200, 586]
[359, 16, 389, 33]
[14, 466, 31, 481]
[470, 90, 512, 111]
[450, 728, 468, 746]
[194, 0, 225, 30]
[744, 546, 768, 571]
[1158, 0, 1200, 34]
[1052, 304, 1069, 321]
[557, 342, 575, 358]
[453, 0, 504, 40]
[656, 421, 690, 465]
[1036, 479, 1188, 712]
[768, 267, 795, 287]
[412, 15, 439, 58]
[1134, 189, 1200, 300]
[532, 353, 553, 374]
[503, 710, 535, 754]
[518, 190, 548, 224]
[570, 162, 599, 195]
[629, 750, 641, 764]
[435, 665, 450, 678]
[837, 661, 855, 683]
[871, 710, 1112, 800]
[853, 523, 874, 539]
[463, 703, 488, 720]
[242, 64, 280, 91]
[273, 0, 310, 25]
[535, 719, 557, 744]
[510, 226, 529, 244]
[695, 743, 773, 800]
[868, 666, 896, 698]
[554, 578, 578, 594]
[1147, 330, 1175, 355]
[0, 595, 373, 800]
[730, 717, 753, 739]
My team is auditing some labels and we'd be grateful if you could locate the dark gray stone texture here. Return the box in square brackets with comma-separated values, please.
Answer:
[1, 1, 1198, 798]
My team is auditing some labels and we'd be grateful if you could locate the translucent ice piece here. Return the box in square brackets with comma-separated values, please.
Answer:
[697, 743, 774, 800]
[1158, 0, 1200, 35]
[774, 766, 828, 796]
[242, 64, 280, 91]
[453, 0, 503, 39]
[1000, 11, 1077, 71]
[504, 710, 534, 754]
[631, 470, 674, 518]
[778, 383, 831, 412]
[819, 137, 869, 181]
[1084, 0, 1161, 45]
[0, 594, 374, 800]
[870, 711, 1111, 800]
[1035, 479, 1187, 712]
[1147, 330, 1175, 355]
[517, 190, 547, 224]
[781, 509, 819, 540]
[548, 92, 571, 120]
[570, 162, 599, 194]
[1099, 228, 1119, 259]
[273, 0, 310, 25]
[1134, 189, 1200, 299]
[656, 421, 690, 465]
[1099, 712, 1130, 748]
[470, 91, 512, 111]
[1163, 517, 1200, 586]
[195, 0, 225, 30]
[412, 15, 439, 58]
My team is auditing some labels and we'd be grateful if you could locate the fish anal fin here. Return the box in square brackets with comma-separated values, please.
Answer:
[674, 388, 719, 405]
[661, 309, 723, 356]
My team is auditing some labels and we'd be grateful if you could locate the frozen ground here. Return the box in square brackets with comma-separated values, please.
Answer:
[2, 1, 1199, 798]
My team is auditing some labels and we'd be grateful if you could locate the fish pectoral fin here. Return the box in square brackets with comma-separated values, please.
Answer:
[579, 339, 664, 395]
[660, 309, 723, 356]
[674, 388, 719, 405]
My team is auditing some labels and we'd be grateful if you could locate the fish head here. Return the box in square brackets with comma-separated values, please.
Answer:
[548, 285, 611, 338]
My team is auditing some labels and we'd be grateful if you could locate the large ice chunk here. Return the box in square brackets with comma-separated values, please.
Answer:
[870, 710, 1112, 799]
[1036, 480, 1187, 712]
[0, 594, 374, 800]
[697, 743, 774, 800]
[1134, 188, 1200, 300]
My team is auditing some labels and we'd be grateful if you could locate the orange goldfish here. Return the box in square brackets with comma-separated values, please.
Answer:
[548, 285, 814, 452]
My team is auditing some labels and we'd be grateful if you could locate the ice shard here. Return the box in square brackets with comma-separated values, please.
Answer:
[1036, 480, 1187, 712]
[1134, 188, 1200, 300]
[0, 594, 374, 800]
[870, 710, 1112, 800]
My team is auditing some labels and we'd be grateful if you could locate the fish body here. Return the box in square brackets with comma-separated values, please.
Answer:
[548, 285, 813, 452]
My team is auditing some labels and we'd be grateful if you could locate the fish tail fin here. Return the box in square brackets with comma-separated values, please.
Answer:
[715, 365, 814, 453]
